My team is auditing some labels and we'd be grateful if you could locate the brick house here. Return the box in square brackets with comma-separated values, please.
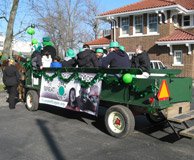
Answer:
[87, 0, 194, 78]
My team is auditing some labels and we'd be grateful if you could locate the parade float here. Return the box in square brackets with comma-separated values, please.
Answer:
[23, 61, 194, 139]
[4, 25, 193, 139]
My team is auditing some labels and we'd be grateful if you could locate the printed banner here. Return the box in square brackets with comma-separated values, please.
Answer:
[39, 72, 102, 116]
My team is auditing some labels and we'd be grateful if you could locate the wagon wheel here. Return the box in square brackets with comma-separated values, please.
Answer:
[26, 90, 39, 111]
[105, 105, 135, 138]
[146, 112, 165, 124]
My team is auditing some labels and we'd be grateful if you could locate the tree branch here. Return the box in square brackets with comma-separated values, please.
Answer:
[0, 16, 8, 23]
[13, 25, 31, 37]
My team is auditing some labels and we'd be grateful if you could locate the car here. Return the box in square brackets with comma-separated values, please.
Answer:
[150, 60, 167, 69]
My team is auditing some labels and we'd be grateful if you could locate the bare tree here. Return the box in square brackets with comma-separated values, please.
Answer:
[1, 0, 19, 59]
[0, 0, 32, 59]
[30, 0, 87, 57]
[84, 0, 102, 40]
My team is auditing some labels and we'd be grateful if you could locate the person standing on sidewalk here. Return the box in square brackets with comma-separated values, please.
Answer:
[3, 59, 21, 109]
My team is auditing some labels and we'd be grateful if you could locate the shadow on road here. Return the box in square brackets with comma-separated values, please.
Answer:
[36, 119, 66, 160]
[135, 115, 184, 143]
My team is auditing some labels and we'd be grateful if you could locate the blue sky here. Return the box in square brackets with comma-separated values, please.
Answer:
[101, 0, 139, 12]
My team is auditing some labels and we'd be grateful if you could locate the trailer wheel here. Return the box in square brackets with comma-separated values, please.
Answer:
[26, 90, 39, 111]
[146, 112, 164, 124]
[105, 105, 135, 138]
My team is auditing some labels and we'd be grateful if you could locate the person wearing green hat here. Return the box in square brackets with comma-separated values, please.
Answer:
[62, 49, 77, 67]
[119, 46, 125, 51]
[77, 44, 99, 67]
[102, 42, 131, 68]
[96, 49, 104, 67]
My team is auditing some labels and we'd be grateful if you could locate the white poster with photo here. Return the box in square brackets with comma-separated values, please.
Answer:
[39, 72, 102, 116]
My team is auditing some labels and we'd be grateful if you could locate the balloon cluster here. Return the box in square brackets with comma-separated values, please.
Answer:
[27, 28, 35, 35]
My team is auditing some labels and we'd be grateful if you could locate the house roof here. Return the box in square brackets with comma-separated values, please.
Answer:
[157, 29, 194, 42]
[173, 0, 194, 10]
[99, 0, 194, 17]
[86, 35, 111, 45]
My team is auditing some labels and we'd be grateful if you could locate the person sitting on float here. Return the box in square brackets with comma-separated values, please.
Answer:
[62, 49, 77, 67]
[50, 56, 62, 67]
[96, 49, 104, 67]
[102, 42, 131, 68]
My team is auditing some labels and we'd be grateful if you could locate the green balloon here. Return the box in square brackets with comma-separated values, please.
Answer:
[31, 24, 35, 28]
[27, 28, 35, 35]
[123, 73, 133, 84]
[32, 39, 38, 45]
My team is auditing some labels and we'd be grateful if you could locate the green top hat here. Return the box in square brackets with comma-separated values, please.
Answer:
[119, 46, 125, 51]
[43, 37, 50, 42]
[67, 49, 75, 58]
[109, 42, 119, 48]
[96, 49, 104, 54]
[42, 41, 54, 46]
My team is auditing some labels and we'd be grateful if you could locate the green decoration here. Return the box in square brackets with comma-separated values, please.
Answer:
[19, 52, 22, 56]
[31, 24, 35, 28]
[32, 39, 38, 45]
[123, 73, 133, 84]
[42, 41, 53, 46]
[27, 28, 35, 35]
[43, 37, 50, 42]
[2, 56, 5, 61]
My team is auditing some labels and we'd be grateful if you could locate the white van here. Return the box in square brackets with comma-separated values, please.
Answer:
[150, 60, 167, 76]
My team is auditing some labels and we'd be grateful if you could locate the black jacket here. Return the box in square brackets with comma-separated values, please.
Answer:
[62, 57, 77, 67]
[3, 65, 21, 86]
[31, 51, 42, 70]
[131, 51, 150, 73]
[102, 49, 131, 68]
[77, 49, 99, 67]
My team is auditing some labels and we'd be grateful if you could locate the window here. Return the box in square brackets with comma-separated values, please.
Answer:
[121, 17, 129, 35]
[174, 50, 183, 65]
[153, 62, 159, 69]
[183, 15, 190, 26]
[148, 13, 158, 33]
[173, 15, 178, 26]
[0, 41, 3, 47]
[134, 15, 143, 34]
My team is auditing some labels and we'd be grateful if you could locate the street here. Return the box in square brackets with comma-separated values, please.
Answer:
[0, 90, 194, 160]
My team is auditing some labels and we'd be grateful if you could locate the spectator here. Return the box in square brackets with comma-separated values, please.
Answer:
[131, 44, 150, 78]
[77, 44, 99, 67]
[50, 56, 62, 67]
[96, 49, 104, 67]
[42, 51, 52, 67]
[3, 59, 21, 109]
[62, 49, 77, 67]
[102, 42, 130, 68]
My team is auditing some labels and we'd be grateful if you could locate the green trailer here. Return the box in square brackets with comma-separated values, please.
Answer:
[23, 65, 194, 139]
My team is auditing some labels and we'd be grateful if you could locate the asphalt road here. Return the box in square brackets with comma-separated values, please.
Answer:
[0, 90, 194, 160]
